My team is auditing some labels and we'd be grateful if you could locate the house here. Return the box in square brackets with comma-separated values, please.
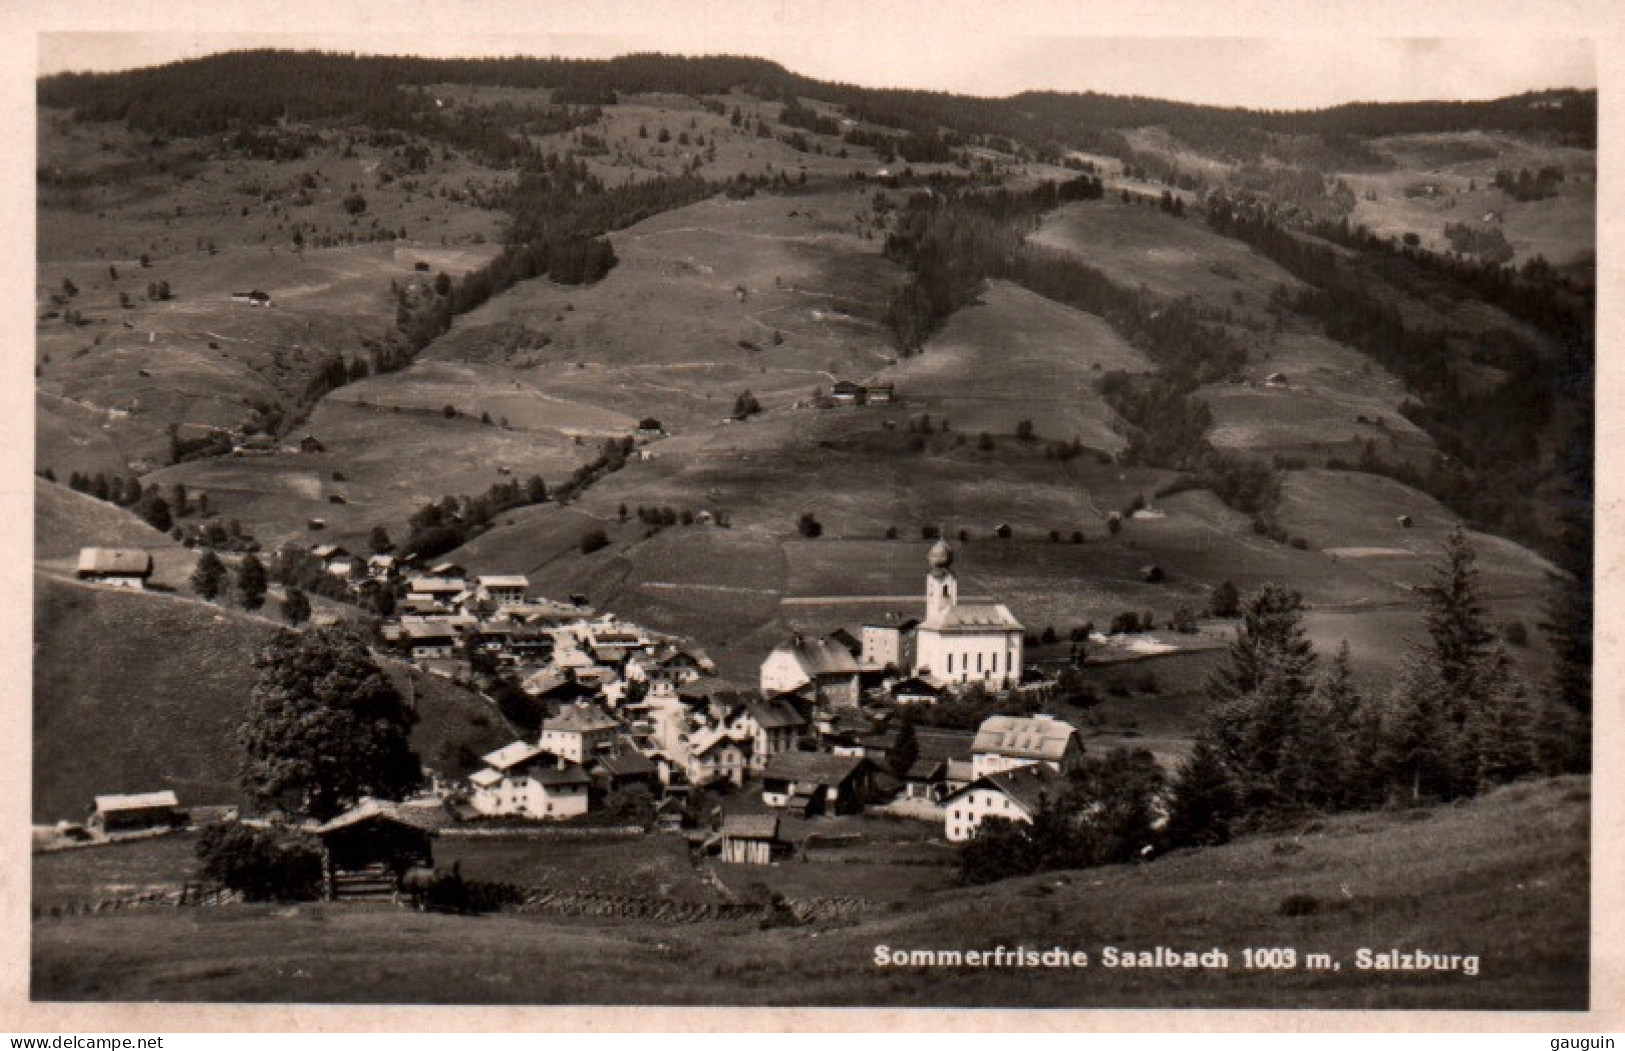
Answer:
[723, 696, 808, 773]
[684, 726, 751, 788]
[407, 576, 465, 607]
[760, 634, 862, 706]
[863, 381, 896, 404]
[761, 753, 877, 816]
[298, 434, 325, 454]
[591, 746, 660, 795]
[367, 554, 398, 579]
[311, 544, 354, 577]
[891, 676, 941, 705]
[830, 380, 865, 406]
[862, 617, 918, 671]
[1264, 371, 1289, 388]
[942, 762, 1069, 843]
[719, 814, 780, 866]
[468, 743, 592, 820]
[901, 728, 977, 800]
[231, 290, 272, 307]
[971, 713, 1084, 779]
[91, 790, 182, 834]
[234, 434, 277, 455]
[313, 799, 436, 875]
[913, 540, 1024, 689]
[538, 702, 620, 763]
[75, 547, 153, 588]
[402, 619, 459, 660]
[476, 574, 530, 608]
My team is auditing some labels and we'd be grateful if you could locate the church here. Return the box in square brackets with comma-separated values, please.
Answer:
[912, 539, 1024, 690]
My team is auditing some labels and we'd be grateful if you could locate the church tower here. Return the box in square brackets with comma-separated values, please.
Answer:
[925, 538, 957, 623]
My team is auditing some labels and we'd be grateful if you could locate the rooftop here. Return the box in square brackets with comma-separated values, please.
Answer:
[972, 714, 1079, 762]
[76, 548, 153, 576]
[94, 790, 178, 812]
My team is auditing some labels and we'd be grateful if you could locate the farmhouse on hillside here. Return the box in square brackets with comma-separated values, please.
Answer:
[230, 290, 272, 307]
[942, 762, 1069, 843]
[75, 547, 153, 588]
[913, 540, 1024, 689]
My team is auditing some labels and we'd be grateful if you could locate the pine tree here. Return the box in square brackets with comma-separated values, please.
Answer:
[1203, 585, 1317, 808]
[236, 554, 268, 611]
[1421, 527, 1496, 702]
[1164, 737, 1238, 848]
[1463, 648, 1539, 788]
[1206, 584, 1316, 704]
[1374, 663, 1461, 802]
[282, 587, 311, 626]
[191, 551, 227, 601]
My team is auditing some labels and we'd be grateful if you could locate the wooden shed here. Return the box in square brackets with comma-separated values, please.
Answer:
[314, 800, 435, 877]
[720, 814, 780, 866]
[91, 790, 182, 834]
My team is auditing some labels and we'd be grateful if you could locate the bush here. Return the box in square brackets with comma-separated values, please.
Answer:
[797, 512, 823, 538]
[196, 823, 323, 902]
[579, 529, 610, 554]
[1278, 892, 1320, 917]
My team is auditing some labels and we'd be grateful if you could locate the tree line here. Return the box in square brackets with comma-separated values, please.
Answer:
[961, 531, 1590, 884]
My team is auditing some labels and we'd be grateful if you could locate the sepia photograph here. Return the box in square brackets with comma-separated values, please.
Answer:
[13, 0, 1611, 1027]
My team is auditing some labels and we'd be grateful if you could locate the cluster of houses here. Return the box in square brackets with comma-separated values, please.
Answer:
[399, 539, 1082, 850]
[69, 535, 1092, 860]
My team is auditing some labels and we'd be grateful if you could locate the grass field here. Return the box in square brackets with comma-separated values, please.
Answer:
[31, 775, 1589, 1008]
[879, 279, 1153, 450]
[1030, 198, 1305, 322]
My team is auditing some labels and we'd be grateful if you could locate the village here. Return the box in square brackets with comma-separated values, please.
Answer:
[63, 531, 1095, 896]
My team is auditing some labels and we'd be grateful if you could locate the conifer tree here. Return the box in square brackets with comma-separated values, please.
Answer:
[1164, 737, 1238, 848]
[191, 550, 227, 602]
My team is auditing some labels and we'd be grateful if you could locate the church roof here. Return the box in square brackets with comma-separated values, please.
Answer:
[920, 602, 1023, 633]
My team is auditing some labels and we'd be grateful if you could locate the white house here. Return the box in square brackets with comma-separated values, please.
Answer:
[538, 702, 620, 764]
[912, 540, 1023, 689]
[760, 634, 861, 706]
[468, 742, 591, 820]
[684, 726, 751, 788]
[722, 696, 807, 774]
[476, 574, 529, 608]
[943, 762, 1069, 843]
[970, 713, 1084, 779]
[861, 617, 918, 671]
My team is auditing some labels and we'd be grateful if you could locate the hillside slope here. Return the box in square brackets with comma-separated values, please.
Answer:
[31, 776, 1589, 1009]
[32, 574, 511, 821]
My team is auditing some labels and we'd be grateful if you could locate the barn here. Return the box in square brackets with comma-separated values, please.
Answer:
[720, 814, 780, 865]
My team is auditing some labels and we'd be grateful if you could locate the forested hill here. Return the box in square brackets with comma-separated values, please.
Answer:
[38, 50, 1596, 157]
